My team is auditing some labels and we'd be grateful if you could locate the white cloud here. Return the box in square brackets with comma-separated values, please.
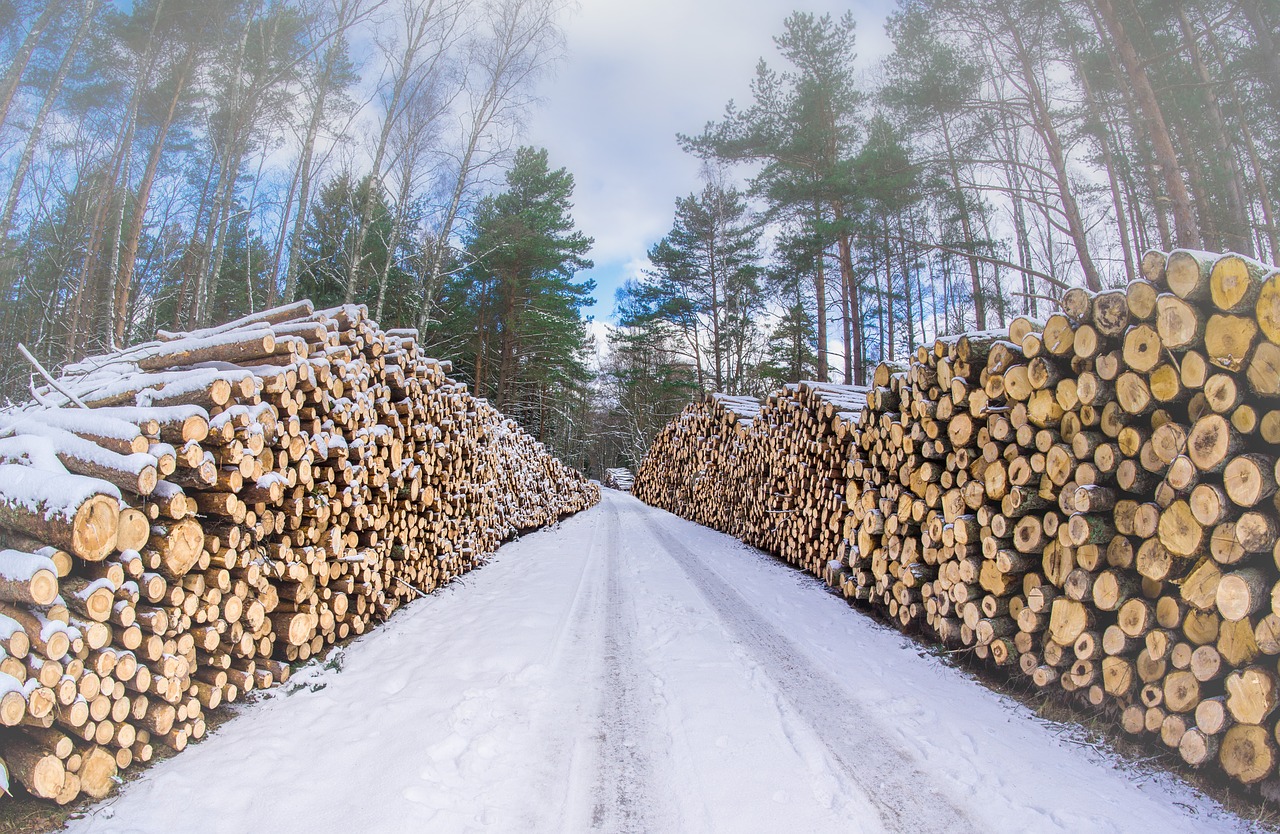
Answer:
[525, 1, 895, 322]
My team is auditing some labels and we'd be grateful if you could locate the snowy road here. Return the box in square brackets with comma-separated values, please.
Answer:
[67, 491, 1252, 834]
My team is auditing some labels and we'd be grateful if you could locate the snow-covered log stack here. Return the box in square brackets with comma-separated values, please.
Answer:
[0, 301, 597, 803]
[635, 384, 867, 578]
[634, 393, 761, 542]
[637, 247, 1280, 791]
[602, 468, 634, 491]
[843, 330, 1016, 641]
[741, 383, 868, 578]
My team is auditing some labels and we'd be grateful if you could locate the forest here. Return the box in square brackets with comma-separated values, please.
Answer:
[0, 0, 1277, 474]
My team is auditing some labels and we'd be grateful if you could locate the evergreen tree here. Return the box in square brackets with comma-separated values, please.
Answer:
[428, 146, 594, 447]
[642, 181, 763, 394]
[296, 172, 419, 324]
[683, 12, 864, 382]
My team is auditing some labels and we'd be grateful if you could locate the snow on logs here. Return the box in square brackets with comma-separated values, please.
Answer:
[602, 468, 635, 492]
[0, 301, 597, 803]
[635, 385, 866, 576]
[636, 248, 1280, 790]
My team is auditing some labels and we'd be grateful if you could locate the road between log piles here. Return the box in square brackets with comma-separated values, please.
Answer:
[64, 491, 1253, 833]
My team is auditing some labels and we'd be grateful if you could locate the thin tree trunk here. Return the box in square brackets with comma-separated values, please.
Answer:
[882, 216, 895, 361]
[709, 237, 721, 391]
[896, 212, 916, 353]
[348, 0, 461, 305]
[1073, 39, 1134, 282]
[1203, 21, 1280, 262]
[811, 204, 828, 383]
[0, 1, 62, 138]
[1003, 17, 1102, 290]
[105, 0, 168, 347]
[419, 98, 490, 330]
[374, 169, 413, 322]
[1170, 118, 1216, 249]
[190, 1, 256, 327]
[1239, 0, 1280, 101]
[834, 225, 860, 383]
[1177, 4, 1252, 255]
[1090, 0, 1200, 248]
[0, 0, 101, 247]
[938, 113, 987, 327]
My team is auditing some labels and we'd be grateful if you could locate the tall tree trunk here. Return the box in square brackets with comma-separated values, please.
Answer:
[188, 1, 256, 327]
[1169, 119, 1215, 249]
[1003, 17, 1102, 290]
[496, 277, 518, 407]
[811, 204, 828, 383]
[0, 0, 101, 247]
[106, 0, 169, 347]
[473, 280, 489, 392]
[374, 169, 414, 323]
[348, 0, 461, 305]
[1090, 0, 1200, 248]
[1177, 4, 1252, 255]
[1239, 0, 1280, 101]
[1072, 38, 1134, 282]
[0, 1, 61, 138]
[1203, 22, 1280, 263]
[709, 238, 722, 391]
[882, 216, 895, 361]
[281, 83, 329, 304]
[173, 154, 218, 328]
[419, 97, 490, 331]
[874, 247, 885, 363]
[896, 213, 916, 353]
[938, 113, 987, 328]
[840, 255, 852, 385]
[996, 109, 1039, 315]
[833, 223, 861, 383]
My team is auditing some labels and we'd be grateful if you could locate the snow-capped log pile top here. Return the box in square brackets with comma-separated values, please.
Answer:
[637, 247, 1280, 795]
[0, 300, 598, 804]
[708, 393, 763, 427]
[602, 468, 634, 491]
[634, 394, 760, 541]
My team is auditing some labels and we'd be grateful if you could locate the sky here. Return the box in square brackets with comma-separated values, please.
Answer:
[523, 0, 896, 331]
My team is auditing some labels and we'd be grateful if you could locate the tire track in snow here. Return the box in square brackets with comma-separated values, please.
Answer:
[635, 503, 979, 834]
[587, 499, 666, 833]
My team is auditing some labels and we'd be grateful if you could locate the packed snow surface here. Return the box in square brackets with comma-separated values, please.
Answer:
[66, 492, 1253, 833]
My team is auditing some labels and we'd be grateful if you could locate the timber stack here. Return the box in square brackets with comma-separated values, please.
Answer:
[603, 468, 634, 491]
[635, 384, 868, 578]
[634, 393, 761, 541]
[743, 383, 868, 578]
[0, 301, 597, 803]
[636, 247, 1280, 791]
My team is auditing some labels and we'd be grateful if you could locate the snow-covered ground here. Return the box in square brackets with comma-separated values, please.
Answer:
[65, 491, 1255, 834]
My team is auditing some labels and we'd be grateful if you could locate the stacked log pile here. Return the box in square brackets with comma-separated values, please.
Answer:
[603, 469, 634, 491]
[0, 301, 597, 803]
[742, 383, 868, 578]
[634, 393, 761, 541]
[635, 384, 867, 578]
[843, 330, 1016, 642]
[636, 247, 1280, 790]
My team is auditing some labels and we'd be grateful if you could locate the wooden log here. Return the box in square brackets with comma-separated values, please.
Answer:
[0, 551, 59, 607]
[1166, 249, 1216, 301]
[4, 737, 65, 798]
[1219, 724, 1274, 784]
[0, 467, 119, 561]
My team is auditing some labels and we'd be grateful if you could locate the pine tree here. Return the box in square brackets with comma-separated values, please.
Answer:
[430, 147, 594, 443]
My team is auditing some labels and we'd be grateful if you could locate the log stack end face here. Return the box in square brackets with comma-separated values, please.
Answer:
[635, 247, 1280, 794]
[0, 301, 597, 804]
